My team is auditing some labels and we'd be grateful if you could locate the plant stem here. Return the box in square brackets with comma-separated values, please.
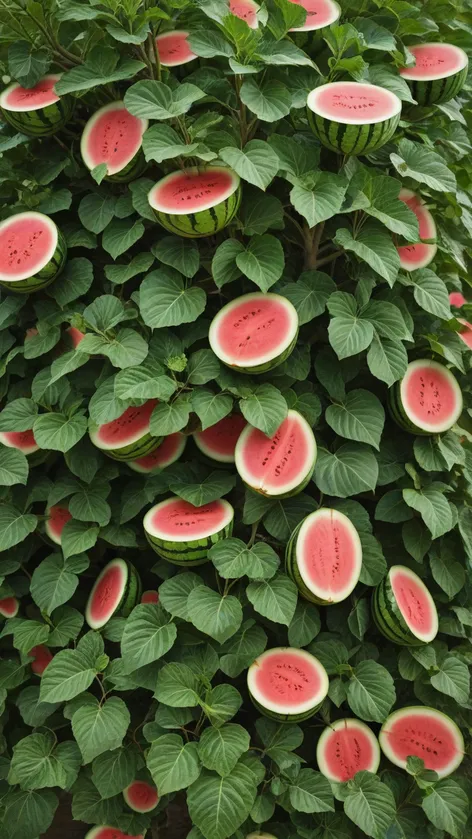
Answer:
[315, 250, 342, 268]
[149, 32, 161, 81]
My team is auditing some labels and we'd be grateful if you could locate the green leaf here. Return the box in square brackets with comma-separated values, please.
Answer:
[0, 504, 37, 551]
[33, 411, 87, 453]
[403, 487, 454, 539]
[169, 470, 235, 507]
[121, 603, 177, 673]
[154, 236, 200, 279]
[30, 555, 83, 614]
[240, 78, 291, 122]
[104, 252, 154, 285]
[210, 538, 279, 580]
[290, 172, 347, 228]
[405, 269, 451, 320]
[61, 521, 99, 560]
[327, 292, 374, 360]
[115, 361, 176, 402]
[2, 788, 58, 839]
[102, 219, 145, 259]
[10, 619, 49, 654]
[92, 747, 140, 799]
[281, 271, 335, 325]
[187, 349, 221, 385]
[429, 548, 465, 597]
[40, 648, 96, 703]
[220, 140, 279, 190]
[235, 234, 285, 292]
[343, 772, 397, 839]
[16, 686, 59, 728]
[187, 762, 258, 839]
[0, 446, 28, 486]
[55, 53, 144, 95]
[289, 768, 334, 813]
[192, 389, 233, 431]
[188, 30, 234, 58]
[203, 683, 243, 727]
[198, 724, 250, 776]
[240, 384, 287, 436]
[48, 606, 84, 648]
[143, 123, 202, 163]
[8, 732, 67, 790]
[159, 572, 206, 620]
[325, 389, 385, 449]
[140, 267, 206, 328]
[147, 733, 201, 795]
[8, 41, 49, 87]
[360, 175, 419, 240]
[367, 334, 408, 386]
[149, 395, 191, 435]
[0, 398, 37, 431]
[430, 656, 470, 703]
[187, 586, 243, 643]
[314, 443, 378, 497]
[288, 600, 321, 647]
[246, 573, 298, 625]
[347, 660, 396, 722]
[390, 139, 456, 193]
[154, 662, 201, 707]
[421, 779, 468, 838]
[124, 80, 205, 120]
[72, 695, 130, 763]
[335, 224, 400, 286]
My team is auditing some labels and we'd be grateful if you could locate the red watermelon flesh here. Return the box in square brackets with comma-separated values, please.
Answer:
[289, 0, 340, 31]
[46, 505, 72, 544]
[0, 429, 39, 455]
[230, 0, 259, 28]
[87, 560, 127, 628]
[0, 213, 57, 281]
[194, 414, 247, 462]
[212, 295, 295, 367]
[1, 75, 60, 110]
[30, 644, 53, 676]
[129, 432, 186, 473]
[123, 779, 159, 812]
[155, 31, 197, 67]
[312, 82, 399, 122]
[97, 400, 157, 447]
[141, 590, 159, 604]
[400, 43, 467, 80]
[81, 103, 147, 176]
[150, 168, 236, 214]
[402, 364, 459, 429]
[296, 509, 362, 602]
[148, 497, 230, 540]
[381, 710, 461, 772]
[449, 291, 467, 308]
[397, 189, 436, 270]
[457, 319, 472, 349]
[254, 649, 324, 707]
[317, 719, 379, 781]
[65, 326, 85, 348]
[85, 828, 144, 839]
[0, 596, 19, 618]
[390, 566, 437, 639]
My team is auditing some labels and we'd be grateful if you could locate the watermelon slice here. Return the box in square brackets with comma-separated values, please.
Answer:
[148, 166, 241, 238]
[143, 496, 234, 565]
[247, 647, 329, 722]
[85, 558, 142, 630]
[123, 780, 159, 813]
[289, 0, 340, 31]
[141, 590, 159, 604]
[457, 319, 472, 349]
[235, 410, 316, 498]
[65, 326, 86, 348]
[449, 290, 467, 308]
[0, 429, 39, 456]
[29, 644, 53, 676]
[316, 718, 380, 781]
[89, 400, 162, 461]
[379, 706, 464, 777]
[209, 292, 299, 374]
[45, 505, 72, 546]
[128, 433, 186, 473]
[0, 596, 19, 618]
[307, 82, 402, 155]
[389, 359, 463, 435]
[230, 0, 259, 28]
[84, 828, 145, 839]
[400, 43, 469, 105]
[397, 189, 437, 271]
[193, 414, 247, 463]
[81, 102, 148, 183]
[373, 565, 438, 646]
[286, 508, 362, 604]
[0, 212, 67, 292]
[155, 31, 197, 67]
[0, 74, 73, 136]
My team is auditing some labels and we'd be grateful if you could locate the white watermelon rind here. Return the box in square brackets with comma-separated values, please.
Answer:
[247, 646, 329, 720]
[379, 706, 465, 778]
[0, 430, 39, 456]
[128, 433, 187, 473]
[0, 212, 59, 283]
[372, 565, 439, 646]
[307, 81, 402, 126]
[0, 597, 19, 618]
[123, 780, 159, 813]
[399, 44, 468, 106]
[88, 405, 162, 462]
[290, 0, 341, 32]
[155, 30, 197, 66]
[44, 506, 70, 547]
[316, 718, 381, 782]
[144, 496, 234, 565]
[397, 188, 437, 271]
[80, 100, 148, 177]
[149, 166, 240, 215]
[389, 359, 463, 435]
[0, 75, 61, 111]
[85, 558, 141, 630]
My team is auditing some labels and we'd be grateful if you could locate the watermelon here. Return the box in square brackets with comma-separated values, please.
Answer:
[400, 43, 469, 105]
[286, 508, 362, 604]
[449, 290, 467, 308]
[193, 414, 247, 463]
[457, 319, 472, 349]
[289, 0, 340, 31]
[0, 212, 66, 292]
[372, 565, 438, 646]
[0, 596, 19, 618]
[128, 433, 186, 474]
[307, 82, 402, 155]
[85, 558, 142, 630]
[230, 0, 259, 27]
[209, 292, 299, 374]
[247, 647, 329, 722]
[0, 429, 39, 456]
[316, 718, 380, 782]
[29, 644, 53, 676]
[141, 590, 159, 604]
[148, 166, 241, 238]
[45, 505, 72, 546]
[143, 496, 234, 565]
[388, 359, 463, 435]
[89, 400, 162, 461]
[81, 101, 148, 183]
[379, 706, 464, 777]
[0, 74, 73, 136]
[397, 189, 437, 271]
[235, 410, 316, 498]
[123, 780, 159, 813]
[155, 31, 197, 67]
[84, 828, 144, 839]
[65, 326, 86, 348]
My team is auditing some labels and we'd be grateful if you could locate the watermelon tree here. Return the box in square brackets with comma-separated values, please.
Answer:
[0, 1, 471, 839]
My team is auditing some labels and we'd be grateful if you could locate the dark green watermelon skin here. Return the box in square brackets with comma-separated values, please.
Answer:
[307, 109, 400, 155]
[1, 97, 73, 137]
[406, 66, 468, 105]
[153, 185, 241, 238]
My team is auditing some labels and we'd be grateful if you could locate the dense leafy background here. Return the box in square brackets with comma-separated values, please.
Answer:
[0, 0, 471, 838]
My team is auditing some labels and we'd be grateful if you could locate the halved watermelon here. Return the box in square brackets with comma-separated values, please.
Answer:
[379, 706, 464, 777]
[0, 74, 73, 136]
[143, 496, 234, 565]
[400, 43, 469, 105]
[286, 508, 362, 604]
[128, 433, 186, 473]
[0, 429, 39, 456]
[373, 565, 438, 646]
[397, 189, 437, 271]
[289, 0, 340, 31]
[193, 414, 247, 463]
[45, 505, 72, 546]
[84, 828, 145, 839]
[316, 718, 380, 782]
[230, 0, 259, 28]
[85, 558, 142, 630]
[65, 326, 86, 348]
[123, 780, 159, 813]
[148, 166, 241, 238]
[29, 644, 53, 676]
[247, 647, 329, 722]
[141, 590, 159, 604]
[307, 82, 402, 155]
[457, 319, 472, 349]
[235, 410, 316, 498]
[81, 101, 148, 183]
[389, 359, 463, 435]
[449, 290, 467, 308]
[209, 292, 299, 374]
[155, 31, 197, 67]
[0, 212, 67, 292]
[0, 596, 19, 618]
[89, 400, 161, 461]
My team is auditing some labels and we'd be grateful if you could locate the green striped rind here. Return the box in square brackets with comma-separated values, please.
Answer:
[249, 692, 322, 722]
[372, 575, 424, 646]
[232, 331, 298, 374]
[250, 461, 314, 500]
[154, 185, 241, 238]
[0, 228, 67, 293]
[387, 383, 430, 435]
[107, 150, 146, 183]
[307, 109, 400, 155]
[407, 66, 468, 105]
[1, 97, 73, 137]
[119, 562, 142, 617]
[285, 520, 326, 604]
[145, 521, 233, 566]
[91, 431, 163, 462]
